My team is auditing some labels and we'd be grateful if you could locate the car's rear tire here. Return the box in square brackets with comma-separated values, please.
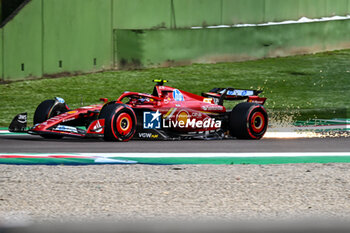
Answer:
[99, 104, 137, 142]
[34, 99, 68, 139]
[229, 102, 268, 140]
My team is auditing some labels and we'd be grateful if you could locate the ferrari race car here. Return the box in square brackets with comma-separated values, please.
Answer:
[9, 80, 268, 141]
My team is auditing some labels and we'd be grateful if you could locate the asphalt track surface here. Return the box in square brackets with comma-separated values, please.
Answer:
[1, 134, 349, 153]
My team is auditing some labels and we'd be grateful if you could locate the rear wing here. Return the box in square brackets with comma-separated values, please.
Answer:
[202, 88, 266, 105]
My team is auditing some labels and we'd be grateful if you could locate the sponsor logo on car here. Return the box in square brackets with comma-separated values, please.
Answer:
[138, 133, 159, 139]
[203, 98, 212, 103]
[201, 105, 224, 111]
[17, 114, 27, 124]
[173, 89, 184, 101]
[163, 118, 221, 128]
[62, 117, 76, 123]
[191, 112, 202, 118]
[53, 125, 78, 133]
[221, 89, 254, 96]
[249, 99, 265, 104]
[176, 110, 189, 123]
[93, 120, 103, 133]
[55, 97, 65, 104]
[143, 111, 161, 129]
[144, 110, 221, 129]
[40, 115, 62, 126]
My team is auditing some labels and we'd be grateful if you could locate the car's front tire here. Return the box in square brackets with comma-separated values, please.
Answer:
[34, 99, 69, 139]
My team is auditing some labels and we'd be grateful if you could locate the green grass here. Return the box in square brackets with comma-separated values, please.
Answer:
[1, 49, 350, 127]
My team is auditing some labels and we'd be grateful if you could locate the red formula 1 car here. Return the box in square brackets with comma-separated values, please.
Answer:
[9, 80, 268, 141]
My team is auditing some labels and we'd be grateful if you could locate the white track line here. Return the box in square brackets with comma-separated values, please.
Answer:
[86, 153, 350, 158]
[2, 153, 349, 158]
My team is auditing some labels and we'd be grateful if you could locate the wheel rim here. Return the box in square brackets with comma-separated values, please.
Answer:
[250, 111, 265, 133]
[116, 112, 132, 136]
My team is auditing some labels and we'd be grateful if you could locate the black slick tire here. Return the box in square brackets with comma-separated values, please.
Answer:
[99, 104, 137, 142]
[229, 102, 268, 140]
[33, 99, 68, 139]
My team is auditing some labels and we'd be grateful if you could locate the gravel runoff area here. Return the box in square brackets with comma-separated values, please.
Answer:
[1, 163, 350, 224]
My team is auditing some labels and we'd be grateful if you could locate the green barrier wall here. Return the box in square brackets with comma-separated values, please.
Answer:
[265, 0, 299, 22]
[1, 0, 113, 80]
[111, 0, 350, 29]
[298, 0, 327, 19]
[3, 0, 42, 80]
[326, 0, 349, 16]
[1, 0, 350, 80]
[115, 20, 350, 68]
[114, 29, 143, 68]
[42, 0, 112, 75]
[113, 0, 171, 29]
[222, 0, 265, 24]
[172, 0, 222, 28]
